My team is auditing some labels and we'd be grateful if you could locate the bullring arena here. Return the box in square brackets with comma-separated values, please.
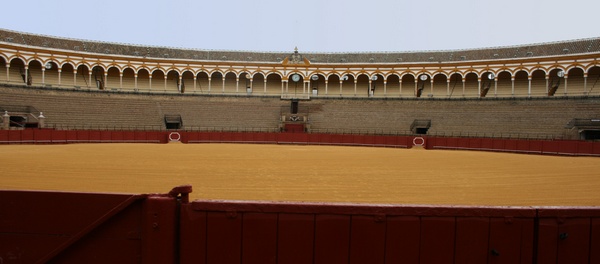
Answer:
[2, 28, 600, 263]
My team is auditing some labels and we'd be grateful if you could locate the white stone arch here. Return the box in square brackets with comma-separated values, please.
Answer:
[0, 53, 8, 64]
[584, 62, 600, 73]
[384, 71, 401, 80]
[284, 71, 307, 80]
[25, 56, 43, 66]
[265, 71, 283, 95]
[209, 69, 225, 77]
[8, 56, 26, 65]
[430, 71, 448, 97]
[565, 64, 586, 74]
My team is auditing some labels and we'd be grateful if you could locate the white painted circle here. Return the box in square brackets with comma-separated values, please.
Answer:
[413, 137, 425, 146]
[169, 132, 181, 142]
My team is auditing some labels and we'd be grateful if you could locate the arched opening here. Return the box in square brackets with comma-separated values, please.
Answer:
[530, 69, 546, 97]
[480, 71, 495, 97]
[137, 69, 150, 91]
[448, 73, 462, 98]
[513, 70, 529, 96]
[150, 69, 165, 91]
[106, 67, 121, 90]
[0, 56, 6, 82]
[415, 73, 430, 98]
[44, 61, 61, 86]
[181, 70, 195, 94]
[210, 71, 223, 94]
[340, 74, 355, 96]
[76, 65, 90, 88]
[400, 74, 415, 97]
[27, 60, 43, 86]
[251, 73, 265, 94]
[547, 68, 565, 96]
[287, 73, 305, 96]
[587, 66, 600, 96]
[309, 73, 326, 96]
[463, 72, 478, 97]
[496, 71, 512, 97]
[370, 73, 384, 97]
[432, 73, 447, 98]
[386, 74, 400, 97]
[223, 72, 237, 94]
[196, 71, 209, 93]
[166, 70, 180, 93]
[265, 73, 281, 95]
[567, 67, 585, 95]
[91, 66, 105, 90]
[9, 58, 27, 85]
[326, 74, 341, 96]
[356, 74, 370, 96]
[122, 68, 136, 90]
[239, 72, 251, 94]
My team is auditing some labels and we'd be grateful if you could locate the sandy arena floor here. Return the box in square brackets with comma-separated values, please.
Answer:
[1, 143, 599, 206]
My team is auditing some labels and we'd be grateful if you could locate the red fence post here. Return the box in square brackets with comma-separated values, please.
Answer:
[314, 214, 351, 263]
[142, 196, 177, 264]
[488, 217, 534, 264]
[242, 213, 278, 263]
[419, 217, 456, 264]
[455, 217, 490, 263]
[206, 211, 242, 264]
[277, 213, 315, 264]
[385, 216, 420, 263]
[349, 215, 386, 263]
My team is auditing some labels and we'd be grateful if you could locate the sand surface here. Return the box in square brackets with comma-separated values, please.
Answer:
[1, 143, 599, 206]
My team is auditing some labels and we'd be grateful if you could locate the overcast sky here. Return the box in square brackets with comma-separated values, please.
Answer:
[1, 0, 598, 53]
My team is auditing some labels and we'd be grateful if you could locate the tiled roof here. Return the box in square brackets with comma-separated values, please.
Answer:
[1, 28, 599, 63]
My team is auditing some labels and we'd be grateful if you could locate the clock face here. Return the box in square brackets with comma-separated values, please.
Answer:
[291, 74, 300, 82]
[488, 73, 495, 80]
[420, 75, 428, 81]
[557, 70, 565, 77]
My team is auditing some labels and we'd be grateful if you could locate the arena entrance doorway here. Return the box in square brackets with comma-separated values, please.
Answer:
[164, 114, 182, 129]
[581, 130, 600, 140]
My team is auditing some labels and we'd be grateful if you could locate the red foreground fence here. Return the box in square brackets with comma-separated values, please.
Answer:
[1, 186, 599, 264]
[1, 129, 600, 156]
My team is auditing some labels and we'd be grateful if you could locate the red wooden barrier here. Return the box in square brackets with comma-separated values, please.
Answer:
[4, 187, 600, 263]
[558, 140, 578, 155]
[481, 137, 494, 150]
[516, 139, 530, 152]
[504, 139, 518, 151]
[1, 130, 600, 156]
[7, 130, 21, 142]
[65, 130, 78, 142]
[186, 200, 538, 264]
[536, 207, 600, 264]
[543, 140, 559, 154]
[51, 129, 67, 143]
[34, 129, 52, 143]
[0, 190, 148, 263]
[89, 130, 102, 142]
[77, 130, 91, 142]
[469, 138, 482, 149]
[100, 130, 112, 141]
[277, 213, 314, 264]
[0, 130, 7, 142]
[122, 131, 136, 141]
[20, 129, 34, 142]
[112, 131, 124, 141]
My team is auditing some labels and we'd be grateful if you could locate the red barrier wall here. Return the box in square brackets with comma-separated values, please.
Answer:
[184, 200, 538, 264]
[1, 129, 599, 156]
[2, 187, 599, 264]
